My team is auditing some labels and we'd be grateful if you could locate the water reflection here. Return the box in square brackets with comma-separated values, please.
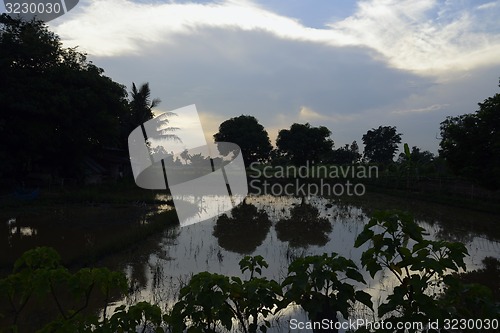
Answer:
[275, 200, 332, 248]
[213, 199, 271, 254]
[0, 204, 178, 268]
[105, 195, 499, 314]
[2, 193, 499, 332]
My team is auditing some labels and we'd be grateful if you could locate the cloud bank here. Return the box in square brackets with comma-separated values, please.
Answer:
[45, 0, 500, 153]
[52, 0, 500, 74]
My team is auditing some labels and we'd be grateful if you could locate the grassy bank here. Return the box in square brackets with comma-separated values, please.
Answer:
[1, 181, 171, 207]
[363, 182, 500, 214]
[247, 171, 499, 215]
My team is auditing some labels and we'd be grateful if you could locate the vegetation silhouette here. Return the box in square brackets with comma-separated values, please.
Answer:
[276, 123, 334, 165]
[213, 200, 271, 254]
[0, 14, 129, 181]
[214, 115, 272, 166]
[439, 80, 500, 190]
[322, 140, 362, 165]
[362, 125, 402, 164]
[275, 200, 332, 248]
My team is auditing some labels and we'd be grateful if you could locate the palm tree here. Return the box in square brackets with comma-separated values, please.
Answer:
[127, 82, 181, 143]
[129, 82, 159, 125]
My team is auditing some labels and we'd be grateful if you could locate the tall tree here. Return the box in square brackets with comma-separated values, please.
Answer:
[128, 83, 159, 126]
[439, 82, 500, 189]
[276, 123, 334, 165]
[122, 82, 179, 146]
[0, 14, 128, 180]
[213, 115, 272, 165]
[362, 126, 402, 164]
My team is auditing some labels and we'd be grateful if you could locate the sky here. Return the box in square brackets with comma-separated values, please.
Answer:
[3, 0, 500, 154]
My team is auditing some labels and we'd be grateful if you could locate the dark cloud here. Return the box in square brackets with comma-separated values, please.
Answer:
[92, 27, 447, 149]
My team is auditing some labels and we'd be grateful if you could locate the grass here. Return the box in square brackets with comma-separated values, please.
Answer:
[247, 167, 500, 215]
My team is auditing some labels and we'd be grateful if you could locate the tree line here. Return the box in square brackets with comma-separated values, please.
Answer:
[214, 89, 499, 190]
[0, 15, 158, 185]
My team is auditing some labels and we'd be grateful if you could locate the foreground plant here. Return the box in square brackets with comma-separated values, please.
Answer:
[170, 255, 281, 333]
[354, 210, 469, 330]
[282, 253, 372, 333]
[0, 247, 167, 332]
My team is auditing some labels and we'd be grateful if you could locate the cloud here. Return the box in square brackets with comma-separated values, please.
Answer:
[392, 103, 449, 114]
[52, 0, 337, 56]
[298, 106, 327, 120]
[327, 0, 500, 74]
[51, 0, 500, 75]
[47, 0, 500, 154]
[477, 2, 498, 10]
[90, 23, 500, 153]
[298, 106, 359, 123]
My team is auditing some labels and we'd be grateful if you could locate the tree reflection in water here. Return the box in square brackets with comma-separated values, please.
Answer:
[213, 200, 271, 254]
[275, 200, 332, 248]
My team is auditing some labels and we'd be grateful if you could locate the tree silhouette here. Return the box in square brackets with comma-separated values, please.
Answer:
[439, 81, 500, 189]
[323, 141, 361, 165]
[129, 83, 159, 125]
[276, 123, 334, 165]
[214, 115, 272, 166]
[125, 82, 180, 156]
[362, 126, 402, 164]
[0, 14, 128, 180]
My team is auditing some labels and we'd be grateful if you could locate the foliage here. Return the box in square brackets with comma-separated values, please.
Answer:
[439, 256, 500, 319]
[214, 115, 273, 166]
[454, 256, 500, 302]
[323, 141, 362, 165]
[439, 276, 499, 320]
[397, 145, 434, 167]
[282, 253, 373, 332]
[439, 81, 500, 189]
[0, 246, 172, 332]
[169, 272, 234, 332]
[362, 126, 402, 164]
[0, 247, 130, 331]
[129, 82, 160, 126]
[123, 83, 180, 148]
[395, 144, 435, 188]
[98, 301, 166, 333]
[276, 123, 334, 165]
[354, 210, 470, 328]
[0, 15, 129, 180]
[170, 255, 281, 333]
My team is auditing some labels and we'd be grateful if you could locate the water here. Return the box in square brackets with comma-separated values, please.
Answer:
[101, 194, 499, 332]
[2, 193, 499, 331]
